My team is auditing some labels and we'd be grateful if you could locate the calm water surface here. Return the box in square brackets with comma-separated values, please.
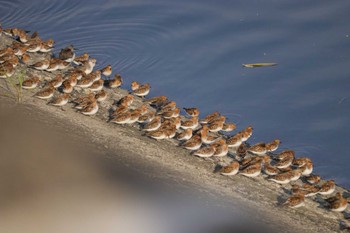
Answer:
[1, 0, 350, 187]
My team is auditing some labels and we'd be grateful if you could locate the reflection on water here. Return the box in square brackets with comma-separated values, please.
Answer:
[0, 0, 349, 188]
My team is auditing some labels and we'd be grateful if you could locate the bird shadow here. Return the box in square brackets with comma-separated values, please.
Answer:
[276, 195, 286, 206]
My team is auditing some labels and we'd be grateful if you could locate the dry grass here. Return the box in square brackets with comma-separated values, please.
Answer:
[0, 71, 25, 103]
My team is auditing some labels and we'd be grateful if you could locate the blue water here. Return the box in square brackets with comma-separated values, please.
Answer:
[1, 0, 350, 187]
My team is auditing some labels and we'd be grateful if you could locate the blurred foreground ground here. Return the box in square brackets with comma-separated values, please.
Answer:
[0, 99, 275, 233]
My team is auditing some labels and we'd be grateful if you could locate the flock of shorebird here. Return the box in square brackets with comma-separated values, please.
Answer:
[0, 25, 349, 226]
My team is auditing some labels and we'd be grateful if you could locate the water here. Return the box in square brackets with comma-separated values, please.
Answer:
[1, 0, 350, 187]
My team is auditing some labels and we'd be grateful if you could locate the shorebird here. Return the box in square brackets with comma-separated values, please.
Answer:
[199, 111, 220, 124]
[182, 135, 202, 150]
[80, 101, 99, 116]
[221, 122, 236, 132]
[21, 76, 40, 89]
[59, 45, 76, 62]
[30, 59, 50, 70]
[143, 116, 162, 132]
[216, 161, 240, 176]
[266, 139, 281, 152]
[80, 59, 96, 74]
[145, 96, 168, 107]
[95, 90, 107, 102]
[248, 142, 267, 156]
[117, 94, 134, 107]
[226, 132, 243, 148]
[239, 162, 262, 177]
[241, 126, 253, 142]
[49, 93, 70, 106]
[200, 125, 221, 144]
[34, 85, 55, 99]
[89, 79, 104, 92]
[180, 117, 199, 130]
[132, 83, 150, 98]
[268, 172, 292, 184]
[183, 107, 200, 117]
[101, 64, 112, 76]
[274, 150, 295, 161]
[162, 108, 180, 119]
[48, 74, 63, 88]
[318, 180, 336, 195]
[108, 74, 123, 88]
[300, 160, 313, 176]
[281, 194, 305, 208]
[176, 129, 193, 141]
[73, 53, 89, 65]
[76, 76, 94, 88]
[131, 81, 141, 91]
[62, 81, 73, 94]
[192, 145, 216, 158]
[327, 193, 348, 212]
[305, 174, 321, 184]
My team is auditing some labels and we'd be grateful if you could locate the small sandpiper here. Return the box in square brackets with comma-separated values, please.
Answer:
[226, 132, 243, 148]
[183, 107, 200, 117]
[300, 160, 313, 176]
[132, 83, 151, 98]
[192, 145, 216, 158]
[30, 59, 50, 70]
[80, 59, 96, 74]
[0, 63, 15, 78]
[73, 53, 89, 65]
[180, 117, 199, 130]
[34, 85, 55, 99]
[76, 76, 94, 88]
[199, 111, 220, 124]
[143, 116, 162, 132]
[248, 142, 267, 156]
[22, 76, 40, 89]
[239, 162, 262, 177]
[131, 81, 141, 91]
[182, 135, 202, 150]
[111, 112, 132, 124]
[146, 129, 167, 140]
[95, 90, 107, 102]
[268, 172, 291, 184]
[305, 174, 321, 184]
[62, 81, 74, 93]
[200, 125, 221, 144]
[117, 94, 134, 107]
[274, 156, 293, 169]
[89, 79, 104, 92]
[101, 64, 112, 77]
[221, 122, 236, 132]
[48, 74, 63, 88]
[318, 180, 336, 195]
[108, 74, 123, 88]
[326, 192, 348, 212]
[145, 96, 168, 107]
[162, 108, 180, 119]
[176, 128, 193, 141]
[274, 150, 295, 161]
[49, 93, 70, 106]
[217, 161, 240, 176]
[80, 101, 99, 116]
[241, 126, 253, 142]
[266, 139, 281, 152]
[281, 194, 305, 208]
[59, 45, 76, 62]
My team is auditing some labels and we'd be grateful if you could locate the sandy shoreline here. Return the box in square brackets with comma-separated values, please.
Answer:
[0, 33, 349, 232]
